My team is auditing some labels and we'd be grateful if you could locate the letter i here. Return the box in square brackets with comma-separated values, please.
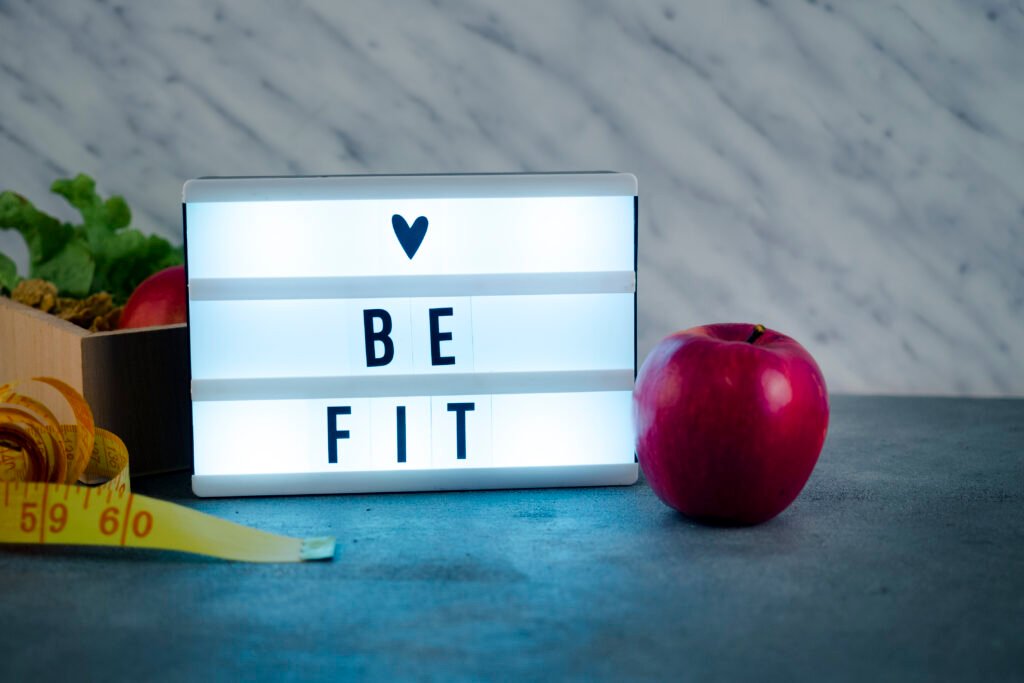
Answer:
[396, 406, 407, 463]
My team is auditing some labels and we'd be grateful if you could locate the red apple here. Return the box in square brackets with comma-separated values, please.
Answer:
[634, 323, 829, 525]
[118, 265, 187, 329]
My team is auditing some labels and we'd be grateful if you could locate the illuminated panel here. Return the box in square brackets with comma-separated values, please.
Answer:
[185, 173, 638, 497]
[186, 195, 634, 279]
[188, 293, 634, 380]
[190, 391, 632, 476]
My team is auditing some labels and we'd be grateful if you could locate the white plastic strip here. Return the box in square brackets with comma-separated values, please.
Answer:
[191, 369, 633, 402]
[183, 172, 637, 203]
[189, 271, 635, 301]
[192, 463, 638, 497]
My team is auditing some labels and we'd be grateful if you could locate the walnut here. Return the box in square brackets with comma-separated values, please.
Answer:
[55, 292, 119, 329]
[10, 279, 124, 331]
[11, 279, 59, 313]
[89, 306, 123, 332]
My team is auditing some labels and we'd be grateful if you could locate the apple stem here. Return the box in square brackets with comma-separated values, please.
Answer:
[746, 324, 766, 344]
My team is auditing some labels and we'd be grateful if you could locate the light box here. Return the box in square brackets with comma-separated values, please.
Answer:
[184, 173, 638, 497]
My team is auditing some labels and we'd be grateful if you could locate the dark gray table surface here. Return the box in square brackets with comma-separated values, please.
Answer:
[1, 395, 1021, 682]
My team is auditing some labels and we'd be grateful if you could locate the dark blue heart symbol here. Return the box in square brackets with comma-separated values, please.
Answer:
[391, 214, 428, 260]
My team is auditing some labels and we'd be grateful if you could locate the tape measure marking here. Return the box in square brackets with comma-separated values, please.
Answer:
[37, 482, 48, 543]
[2, 481, 335, 562]
[1, 377, 335, 563]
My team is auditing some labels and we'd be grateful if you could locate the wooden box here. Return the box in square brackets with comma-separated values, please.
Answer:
[0, 296, 191, 475]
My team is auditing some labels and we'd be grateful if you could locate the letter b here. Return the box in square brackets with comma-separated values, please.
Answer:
[363, 309, 395, 367]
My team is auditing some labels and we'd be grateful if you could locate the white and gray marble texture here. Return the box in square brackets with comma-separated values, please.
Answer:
[1, 0, 1021, 395]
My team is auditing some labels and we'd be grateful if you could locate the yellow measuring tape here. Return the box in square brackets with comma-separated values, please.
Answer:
[0, 377, 334, 562]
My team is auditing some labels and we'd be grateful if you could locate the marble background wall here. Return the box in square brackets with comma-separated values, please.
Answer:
[1, 0, 1021, 395]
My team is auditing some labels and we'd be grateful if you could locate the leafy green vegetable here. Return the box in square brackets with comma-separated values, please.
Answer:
[0, 251, 18, 293]
[0, 174, 182, 302]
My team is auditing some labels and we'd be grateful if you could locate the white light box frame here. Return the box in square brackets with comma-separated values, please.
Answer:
[184, 173, 638, 497]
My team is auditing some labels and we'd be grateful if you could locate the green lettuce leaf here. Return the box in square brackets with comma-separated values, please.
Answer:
[0, 191, 75, 268]
[0, 174, 183, 302]
[33, 238, 95, 297]
[0, 251, 18, 292]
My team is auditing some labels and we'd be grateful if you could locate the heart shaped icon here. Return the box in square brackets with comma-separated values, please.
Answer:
[391, 214, 428, 260]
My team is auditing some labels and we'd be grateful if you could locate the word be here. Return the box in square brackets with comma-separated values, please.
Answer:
[363, 307, 456, 368]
